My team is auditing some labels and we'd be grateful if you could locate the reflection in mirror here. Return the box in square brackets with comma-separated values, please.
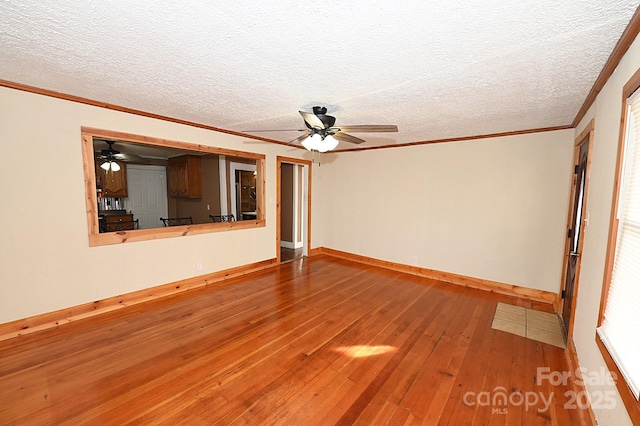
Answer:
[82, 127, 265, 246]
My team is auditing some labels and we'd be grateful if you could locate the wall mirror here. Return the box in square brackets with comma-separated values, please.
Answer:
[81, 127, 265, 246]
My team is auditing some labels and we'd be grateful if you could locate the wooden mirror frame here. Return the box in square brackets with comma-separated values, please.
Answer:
[81, 127, 266, 246]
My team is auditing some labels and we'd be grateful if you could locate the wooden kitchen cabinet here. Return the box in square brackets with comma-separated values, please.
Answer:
[168, 155, 202, 198]
[96, 160, 128, 198]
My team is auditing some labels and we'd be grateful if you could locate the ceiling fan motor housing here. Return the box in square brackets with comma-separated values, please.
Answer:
[310, 106, 336, 129]
[100, 140, 120, 156]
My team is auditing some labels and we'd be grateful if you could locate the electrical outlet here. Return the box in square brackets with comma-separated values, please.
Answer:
[412, 255, 418, 264]
[196, 262, 203, 271]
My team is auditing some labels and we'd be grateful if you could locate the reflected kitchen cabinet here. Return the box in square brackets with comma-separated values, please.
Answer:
[96, 160, 128, 198]
[100, 212, 137, 233]
[168, 155, 202, 198]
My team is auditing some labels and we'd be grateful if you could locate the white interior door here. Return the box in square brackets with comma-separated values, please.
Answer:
[126, 165, 168, 229]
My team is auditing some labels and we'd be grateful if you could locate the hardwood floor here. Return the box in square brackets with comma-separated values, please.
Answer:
[0, 255, 585, 425]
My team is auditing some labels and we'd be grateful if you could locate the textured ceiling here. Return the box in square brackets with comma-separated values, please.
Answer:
[1, 1, 639, 150]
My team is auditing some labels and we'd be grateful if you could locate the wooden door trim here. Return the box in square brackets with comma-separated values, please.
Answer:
[559, 119, 594, 338]
[276, 156, 312, 263]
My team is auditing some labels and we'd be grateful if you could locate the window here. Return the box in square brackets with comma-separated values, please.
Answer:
[82, 127, 265, 246]
[597, 70, 640, 420]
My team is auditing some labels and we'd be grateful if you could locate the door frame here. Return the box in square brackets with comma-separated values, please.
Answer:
[276, 156, 312, 263]
[559, 119, 594, 339]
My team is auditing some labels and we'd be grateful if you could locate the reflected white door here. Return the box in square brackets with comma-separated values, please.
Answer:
[126, 165, 168, 229]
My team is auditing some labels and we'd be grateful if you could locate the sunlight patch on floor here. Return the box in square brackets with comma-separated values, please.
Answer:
[333, 345, 397, 358]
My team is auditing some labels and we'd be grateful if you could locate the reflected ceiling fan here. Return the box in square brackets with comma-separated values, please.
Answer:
[95, 139, 149, 171]
[246, 106, 398, 152]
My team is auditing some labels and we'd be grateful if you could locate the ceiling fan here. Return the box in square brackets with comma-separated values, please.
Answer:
[95, 139, 148, 171]
[247, 106, 398, 152]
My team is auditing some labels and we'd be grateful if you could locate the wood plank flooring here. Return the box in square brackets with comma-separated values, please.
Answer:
[0, 255, 584, 425]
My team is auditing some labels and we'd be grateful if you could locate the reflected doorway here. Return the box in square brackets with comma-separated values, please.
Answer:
[228, 161, 257, 220]
[277, 157, 311, 263]
[236, 170, 257, 220]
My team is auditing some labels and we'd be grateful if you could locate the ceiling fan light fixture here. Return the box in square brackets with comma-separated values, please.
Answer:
[100, 160, 120, 172]
[302, 133, 340, 153]
[302, 133, 323, 152]
[320, 134, 339, 152]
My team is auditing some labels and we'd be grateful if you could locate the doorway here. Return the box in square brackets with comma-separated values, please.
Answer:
[560, 120, 594, 340]
[277, 157, 311, 263]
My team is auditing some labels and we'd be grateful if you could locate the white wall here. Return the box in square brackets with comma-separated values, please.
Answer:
[568, 32, 640, 426]
[0, 87, 308, 324]
[313, 130, 574, 293]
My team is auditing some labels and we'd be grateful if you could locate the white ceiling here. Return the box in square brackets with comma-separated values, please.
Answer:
[1, 1, 639, 150]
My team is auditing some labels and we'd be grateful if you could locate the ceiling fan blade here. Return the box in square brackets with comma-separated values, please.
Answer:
[288, 133, 310, 145]
[241, 129, 305, 132]
[299, 111, 326, 129]
[333, 132, 366, 145]
[94, 152, 151, 164]
[332, 125, 398, 133]
[100, 148, 120, 156]
[113, 153, 149, 162]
